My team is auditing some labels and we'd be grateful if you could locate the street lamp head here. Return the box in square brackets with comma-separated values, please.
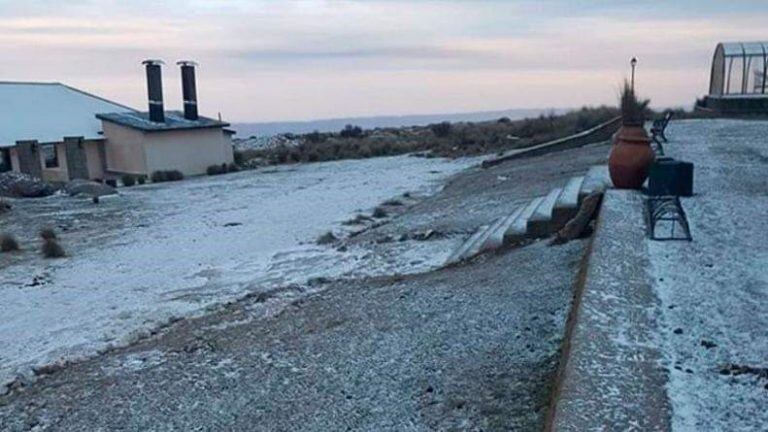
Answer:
[631, 57, 638, 67]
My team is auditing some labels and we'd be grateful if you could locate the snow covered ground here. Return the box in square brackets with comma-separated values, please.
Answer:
[648, 119, 768, 430]
[0, 154, 479, 390]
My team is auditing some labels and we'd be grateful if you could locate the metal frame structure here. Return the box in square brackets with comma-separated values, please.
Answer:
[645, 196, 692, 241]
[709, 42, 768, 97]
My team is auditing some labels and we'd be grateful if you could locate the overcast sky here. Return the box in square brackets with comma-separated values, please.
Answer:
[1, 1, 767, 122]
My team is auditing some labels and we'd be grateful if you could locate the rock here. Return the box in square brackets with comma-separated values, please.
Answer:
[316, 231, 337, 245]
[700, 340, 718, 349]
[63, 179, 117, 197]
[0, 172, 56, 198]
[550, 192, 603, 245]
[673, 328, 683, 335]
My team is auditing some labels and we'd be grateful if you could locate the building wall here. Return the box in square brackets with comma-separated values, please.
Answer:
[102, 121, 148, 175]
[84, 140, 106, 180]
[9, 148, 20, 172]
[143, 128, 233, 176]
[40, 142, 70, 183]
[101, 121, 233, 177]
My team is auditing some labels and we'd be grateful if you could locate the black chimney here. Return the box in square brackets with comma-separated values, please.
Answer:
[142, 59, 165, 123]
[177, 60, 199, 121]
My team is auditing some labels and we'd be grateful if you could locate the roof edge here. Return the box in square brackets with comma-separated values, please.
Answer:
[0, 81, 138, 112]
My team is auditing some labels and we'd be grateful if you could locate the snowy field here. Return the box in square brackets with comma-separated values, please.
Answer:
[648, 120, 768, 430]
[0, 155, 479, 390]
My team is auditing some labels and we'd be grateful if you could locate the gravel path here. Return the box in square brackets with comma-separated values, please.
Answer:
[0, 240, 586, 431]
[0, 142, 610, 431]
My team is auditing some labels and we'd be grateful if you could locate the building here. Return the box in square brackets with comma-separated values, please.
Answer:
[0, 60, 234, 182]
[698, 41, 768, 115]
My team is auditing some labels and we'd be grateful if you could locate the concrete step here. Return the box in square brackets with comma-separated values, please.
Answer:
[462, 216, 508, 259]
[579, 165, 611, 201]
[552, 176, 584, 228]
[444, 224, 491, 266]
[527, 188, 562, 237]
[480, 205, 526, 252]
[504, 196, 544, 244]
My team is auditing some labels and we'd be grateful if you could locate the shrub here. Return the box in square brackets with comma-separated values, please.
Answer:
[316, 231, 337, 245]
[227, 163, 240, 173]
[42, 239, 65, 259]
[498, 117, 512, 124]
[430, 121, 452, 138]
[372, 206, 388, 218]
[306, 130, 324, 144]
[207, 164, 225, 176]
[121, 174, 136, 187]
[151, 170, 184, 182]
[39, 228, 56, 241]
[340, 124, 364, 139]
[151, 171, 168, 183]
[1, 233, 19, 252]
[137, 175, 147, 185]
[167, 170, 184, 181]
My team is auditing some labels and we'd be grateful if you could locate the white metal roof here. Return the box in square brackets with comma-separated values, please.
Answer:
[719, 41, 768, 57]
[0, 82, 136, 148]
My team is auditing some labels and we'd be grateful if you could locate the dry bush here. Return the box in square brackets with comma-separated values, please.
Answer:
[316, 231, 338, 245]
[372, 206, 388, 218]
[1, 233, 19, 252]
[39, 228, 56, 241]
[42, 239, 65, 258]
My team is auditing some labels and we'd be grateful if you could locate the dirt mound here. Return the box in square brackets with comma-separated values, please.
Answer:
[63, 179, 117, 197]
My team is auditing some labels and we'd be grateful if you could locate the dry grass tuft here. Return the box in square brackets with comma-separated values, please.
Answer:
[41, 239, 66, 259]
[39, 228, 57, 241]
[372, 206, 388, 218]
[1, 233, 19, 252]
[316, 231, 338, 245]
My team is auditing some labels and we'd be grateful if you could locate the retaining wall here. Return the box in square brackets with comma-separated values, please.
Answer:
[482, 116, 621, 169]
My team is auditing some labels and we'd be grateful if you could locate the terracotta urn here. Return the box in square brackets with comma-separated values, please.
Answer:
[608, 125, 655, 189]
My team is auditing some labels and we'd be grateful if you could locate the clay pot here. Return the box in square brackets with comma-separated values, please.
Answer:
[608, 125, 655, 189]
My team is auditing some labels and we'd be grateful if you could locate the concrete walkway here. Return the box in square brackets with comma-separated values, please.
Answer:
[647, 119, 768, 431]
[549, 119, 768, 431]
[549, 190, 671, 431]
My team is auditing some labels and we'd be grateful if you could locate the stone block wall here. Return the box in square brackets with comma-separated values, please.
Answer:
[15, 140, 43, 179]
[63, 137, 89, 180]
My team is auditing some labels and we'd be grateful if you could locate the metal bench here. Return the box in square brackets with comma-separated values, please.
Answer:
[650, 111, 673, 155]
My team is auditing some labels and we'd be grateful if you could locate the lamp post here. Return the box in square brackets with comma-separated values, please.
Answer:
[630, 57, 638, 91]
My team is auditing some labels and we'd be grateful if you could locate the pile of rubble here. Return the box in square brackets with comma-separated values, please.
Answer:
[0, 172, 56, 198]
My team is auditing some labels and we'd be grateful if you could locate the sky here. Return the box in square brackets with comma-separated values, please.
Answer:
[1, 0, 767, 122]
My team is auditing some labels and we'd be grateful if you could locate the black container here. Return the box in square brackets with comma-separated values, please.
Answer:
[648, 159, 694, 197]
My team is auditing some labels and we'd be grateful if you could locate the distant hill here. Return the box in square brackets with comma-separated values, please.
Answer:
[232, 108, 568, 137]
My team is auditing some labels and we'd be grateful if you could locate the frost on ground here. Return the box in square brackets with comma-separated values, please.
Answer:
[648, 119, 768, 431]
[0, 154, 479, 389]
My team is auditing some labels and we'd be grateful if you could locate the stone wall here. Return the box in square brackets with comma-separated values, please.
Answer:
[15, 140, 43, 179]
[482, 116, 622, 168]
[63, 137, 89, 180]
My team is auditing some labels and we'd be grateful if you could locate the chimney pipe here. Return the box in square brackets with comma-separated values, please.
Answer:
[177, 60, 199, 121]
[142, 59, 165, 123]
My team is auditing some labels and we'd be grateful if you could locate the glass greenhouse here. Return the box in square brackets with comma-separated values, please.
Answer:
[709, 41, 768, 96]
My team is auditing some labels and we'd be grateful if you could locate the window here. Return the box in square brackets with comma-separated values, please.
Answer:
[42, 145, 59, 168]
